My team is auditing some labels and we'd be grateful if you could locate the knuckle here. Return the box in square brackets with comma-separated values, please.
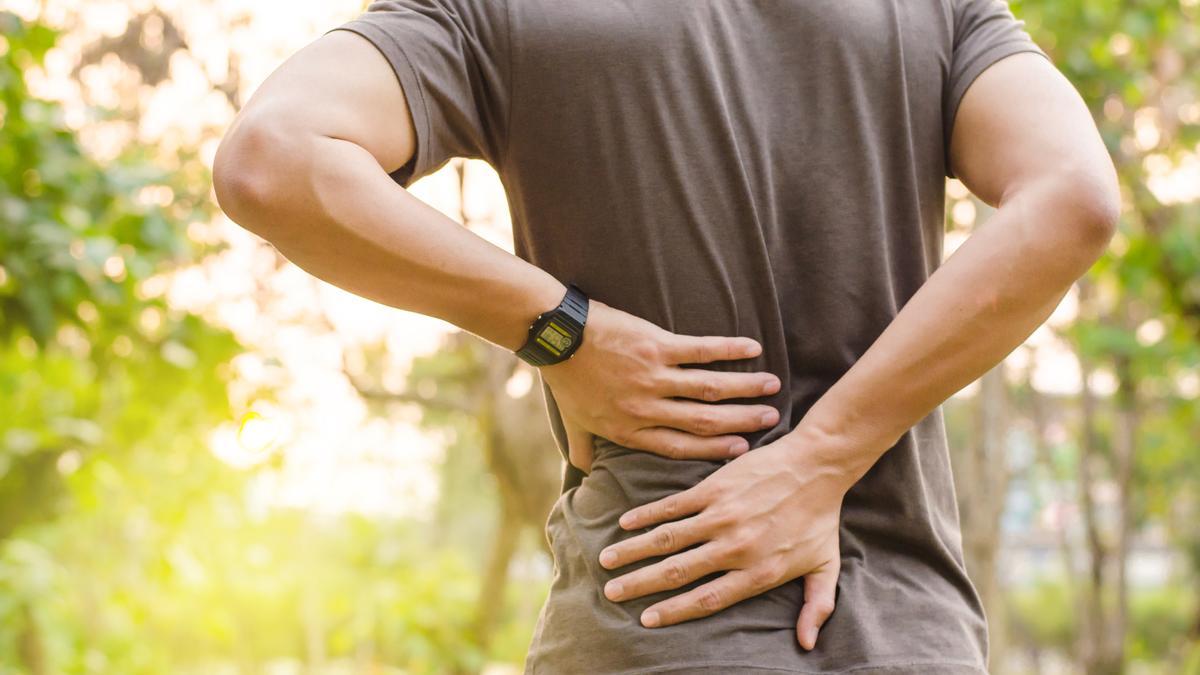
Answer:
[697, 588, 724, 612]
[716, 542, 743, 566]
[811, 599, 837, 617]
[654, 526, 677, 551]
[633, 369, 662, 392]
[693, 410, 718, 434]
[633, 339, 661, 362]
[727, 529, 755, 555]
[610, 428, 633, 446]
[705, 500, 737, 525]
[663, 561, 688, 585]
[660, 499, 680, 520]
[613, 396, 638, 417]
[751, 560, 785, 588]
[700, 508, 731, 533]
[700, 378, 720, 402]
[702, 482, 728, 503]
[726, 539, 747, 557]
[628, 402, 654, 422]
[632, 404, 656, 424]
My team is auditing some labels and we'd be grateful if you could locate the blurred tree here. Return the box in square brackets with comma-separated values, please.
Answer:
[951, 362, 1014, 671]
[346, 163, 563, 662]
[349, 333, 562, 663]
[985, 1, 1200, 672]
[4, 1, 1197, 673]
[2, 15, 504, 670]
[0, 12, 241, 672]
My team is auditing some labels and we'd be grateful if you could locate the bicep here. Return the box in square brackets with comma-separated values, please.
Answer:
[235, 30, 415, 175]
[948, 52, 1115, 209]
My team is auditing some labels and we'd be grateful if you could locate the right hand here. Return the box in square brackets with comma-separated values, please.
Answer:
[538, 298, 781, 473]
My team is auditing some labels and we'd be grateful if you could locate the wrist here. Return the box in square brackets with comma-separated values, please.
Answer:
[513, 283, 589, 366]
[495, 276, 568, 352]
[786, 399, 900, 492]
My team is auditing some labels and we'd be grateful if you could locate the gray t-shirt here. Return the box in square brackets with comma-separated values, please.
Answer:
[330, 1, 1046, 672]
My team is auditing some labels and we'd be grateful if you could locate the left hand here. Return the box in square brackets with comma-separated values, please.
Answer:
[596, 425, 854, 650]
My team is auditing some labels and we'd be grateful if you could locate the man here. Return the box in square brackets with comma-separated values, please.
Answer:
[212, 0, 1119, 672]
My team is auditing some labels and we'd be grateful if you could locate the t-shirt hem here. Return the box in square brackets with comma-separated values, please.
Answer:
[325, 20, 434, 187]
[943, 41, 1050, 178]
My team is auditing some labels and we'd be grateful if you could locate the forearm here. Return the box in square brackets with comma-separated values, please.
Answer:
[797, 177, 1115, 483]
[214, 124, 563, 351]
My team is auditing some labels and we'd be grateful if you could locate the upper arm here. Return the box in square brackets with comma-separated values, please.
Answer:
[948, 51, 1119, 218]
[226, 30, 417, 176]
[216, 0, 511, 197]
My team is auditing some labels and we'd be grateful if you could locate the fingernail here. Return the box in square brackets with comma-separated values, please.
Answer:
[806, 627, 819, 648]
[600, 549, 617, 567]
[729, 438, 749, 456]
[761, 410, 777, 426]
[605, 580, 623, 600]
[762, 378, 778, 395]
[641, 610, 660, 627]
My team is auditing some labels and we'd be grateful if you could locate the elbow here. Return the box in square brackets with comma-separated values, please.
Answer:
[1054, 164, 1121, 256]
[212, 113, 299, 239]
[1013, 162, 1120, 265]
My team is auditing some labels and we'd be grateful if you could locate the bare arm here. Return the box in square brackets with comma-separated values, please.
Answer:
[212, 31, 782, 461]
[213, 31, 563, 350]
[799, 50, 1120, 478]
[597, 51, 1120, 648]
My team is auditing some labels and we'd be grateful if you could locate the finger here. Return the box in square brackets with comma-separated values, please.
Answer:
[639, 567, 761, 628]
[600, 514, 710, 570]
[603, 541, 725, 602]
[660, 334, 762, 365]
[626, 427, 750, 461]
[619, 484, 709, 530]
[661, 368, 781, 401]
[646, 399, 779, 436]
[796, 562, 840, 650]
[563, 416, 594, 473]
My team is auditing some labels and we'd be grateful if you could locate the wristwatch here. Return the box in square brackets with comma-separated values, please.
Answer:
[515, 284, 589, 366]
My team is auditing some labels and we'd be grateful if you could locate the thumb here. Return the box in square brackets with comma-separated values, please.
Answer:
[563, 416, 594, 474]
[796, 558, 840, 651]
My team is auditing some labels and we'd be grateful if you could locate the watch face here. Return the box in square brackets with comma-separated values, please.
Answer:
[536, 320, 575, 355]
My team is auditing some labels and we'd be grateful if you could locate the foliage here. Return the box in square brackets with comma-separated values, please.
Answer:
[0, 507, 493, 674]
[0, 12, 216, 346]
[0, 12, 249, 672]
[0, 10, 239, 531]
[0, 13, 534, 672]
[1017, 0, 1200, 660]
[1007, 580, 1078, 654]
[1007, 581, 1198, 668]
[1, 1, 1198, 673]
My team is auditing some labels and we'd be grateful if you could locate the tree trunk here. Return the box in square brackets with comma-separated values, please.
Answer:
[1026, 364, 1084, 668]
[1077, 340, 1114, 674]
[1108, 354, 1138, 673]
[16, 602, 47, 675]
[472, 499, 522, 652]
[953, 365, 1011, 672]
[1075, 288, 1139, 674]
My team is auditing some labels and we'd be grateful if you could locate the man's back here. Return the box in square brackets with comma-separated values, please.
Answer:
[322, 0, 1043, 671]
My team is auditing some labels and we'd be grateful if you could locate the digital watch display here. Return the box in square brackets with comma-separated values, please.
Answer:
[515, 284, 589, 366]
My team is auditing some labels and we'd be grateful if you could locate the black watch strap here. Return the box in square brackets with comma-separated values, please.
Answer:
[515, 284, 589, 367]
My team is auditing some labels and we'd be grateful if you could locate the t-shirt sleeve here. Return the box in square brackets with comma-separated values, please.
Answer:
[943, 0, 1048, 177]
[326, 0, 511, 187]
